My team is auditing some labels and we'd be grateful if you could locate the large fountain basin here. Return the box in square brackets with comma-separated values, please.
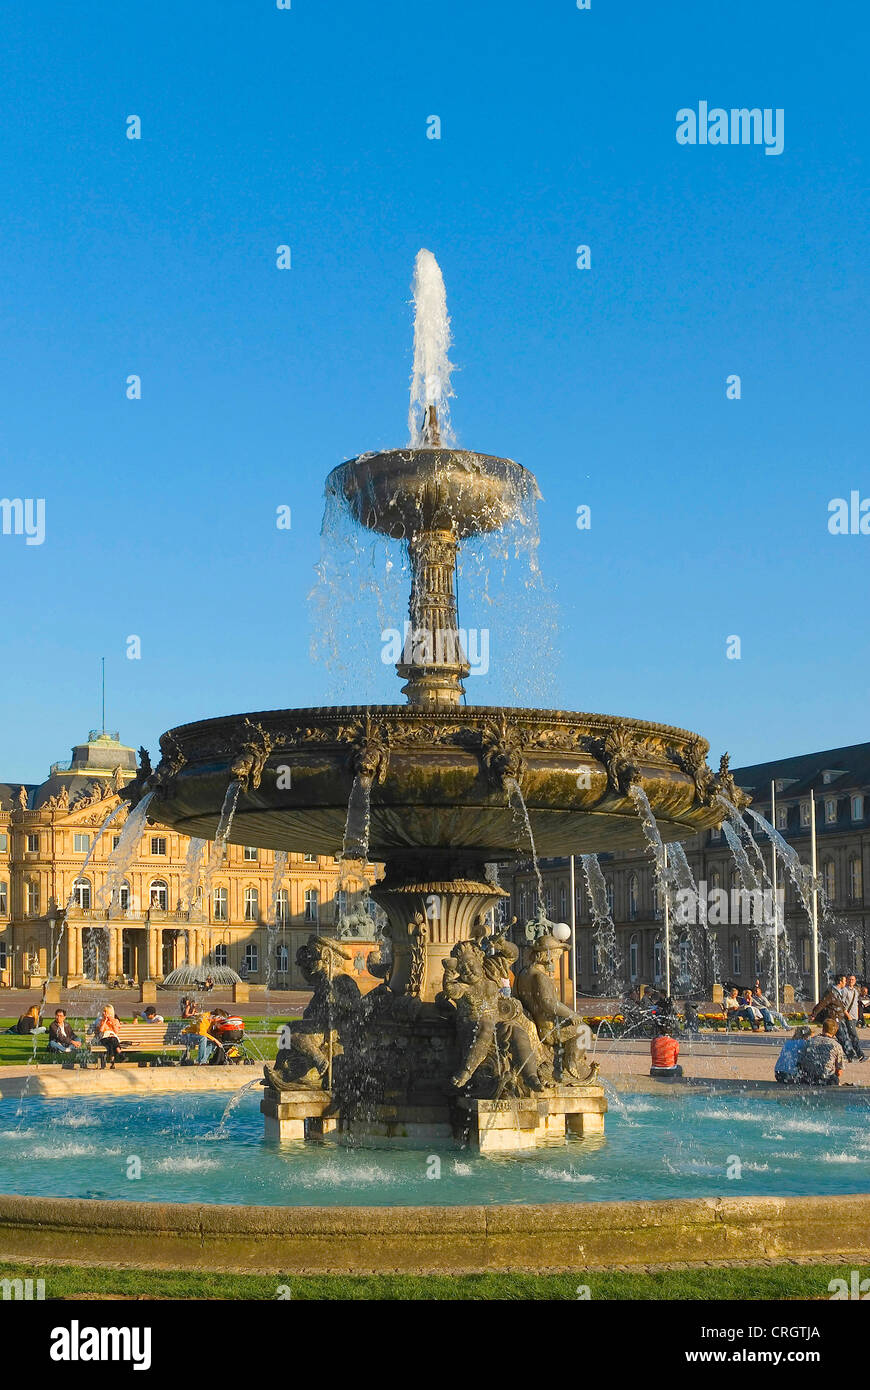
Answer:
[148, 705, 722, 860]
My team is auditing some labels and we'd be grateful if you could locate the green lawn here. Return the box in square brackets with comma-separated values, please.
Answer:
[0, 1259, 857, 1300]
[0, 1017, 298, 1066]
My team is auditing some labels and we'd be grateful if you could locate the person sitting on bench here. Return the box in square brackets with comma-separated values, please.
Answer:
[48, 1009, 81, 1054]
[93, 1005, 127, 1067]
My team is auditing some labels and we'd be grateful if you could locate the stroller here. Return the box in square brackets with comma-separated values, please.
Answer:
[208, 1013, 248, 1065]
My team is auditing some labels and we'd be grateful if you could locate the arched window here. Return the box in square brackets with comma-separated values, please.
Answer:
[149, 879, 168, 911]
[73, 877, 91, 910]
[731, 936, 741, 977]
[629, 934, 639, 982]
[304, 888, 318, 923]
[275, 888, 289, 924]
[628, 873, 639, 921]
[213, 886, 228, 922]
[26, 881, 40, 916]
[605, 879, 614, 914]
[276, 943, 289, 974]
[710, 868, 721, 891]
[244, 886, 259, 922]
[118, 881, 131, 912]
[823, 860, 836, 901]
[849, 858, 863, 899]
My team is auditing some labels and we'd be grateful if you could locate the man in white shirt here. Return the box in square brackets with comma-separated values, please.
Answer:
[835, 973, 865, 1061]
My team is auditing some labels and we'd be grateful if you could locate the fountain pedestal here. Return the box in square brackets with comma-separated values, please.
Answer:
[260, 1088, 338, 1142]
[461, 1085, 607, 1153]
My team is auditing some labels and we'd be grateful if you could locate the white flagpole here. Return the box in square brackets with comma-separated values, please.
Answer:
[569, 853, 577, 1012]
[663, 845, 671, 996]
[810, 790, 820, 1004]
[770, 779, 781, 1015]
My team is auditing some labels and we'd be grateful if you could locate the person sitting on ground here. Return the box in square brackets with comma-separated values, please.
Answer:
[774, 1025, 811, 1083]
[133, 1004, 164, 1024]
[93, 1005, 127, 1067]
[3, 1004, 45, 1035]
[797, 1019, 846, 1086]
[48, 1009, 81, 1054]
[649, 1028, 683, 1079]
[181, 1009, 220, 1064]
[812, 979, 859, 1061]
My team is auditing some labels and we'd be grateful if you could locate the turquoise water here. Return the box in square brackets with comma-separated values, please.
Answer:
[0, 1089, 868, 1207]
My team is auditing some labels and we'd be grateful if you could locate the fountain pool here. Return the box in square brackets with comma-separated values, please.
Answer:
[2, 1090, 868, 1208]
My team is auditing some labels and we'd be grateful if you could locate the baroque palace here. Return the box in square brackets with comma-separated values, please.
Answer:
[0, 729, 378, 991]
[502, 742, 870, 1000]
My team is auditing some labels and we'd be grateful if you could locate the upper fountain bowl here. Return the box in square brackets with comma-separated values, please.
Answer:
[328, 448, 540, 541]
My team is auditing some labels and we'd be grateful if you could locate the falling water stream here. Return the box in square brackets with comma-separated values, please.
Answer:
[202, 781, 242, 902]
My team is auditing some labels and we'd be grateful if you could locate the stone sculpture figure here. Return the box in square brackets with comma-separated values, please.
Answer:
[264, 935, 360, 1094]
[514, 934, 596, 1084]
[441, 939, 544, 1093]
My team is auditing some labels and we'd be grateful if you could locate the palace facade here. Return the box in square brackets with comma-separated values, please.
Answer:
[501, 741, 870, 1000]
[0, 729, 379, 990]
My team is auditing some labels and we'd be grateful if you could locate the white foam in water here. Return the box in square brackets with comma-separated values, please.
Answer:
[26, 1142, 121, 1160]
[451, 1160, 473, 1177]
[52, 1112, 99, 1129]
[533, 1166, 596, 1184]
[290, 1160, 393, 1188]
[777, 1117, 833, 1135]
[695, 1107, 770, 1123]
[155, 1155, 221, 1173]
[821, 1152, 863, 1164]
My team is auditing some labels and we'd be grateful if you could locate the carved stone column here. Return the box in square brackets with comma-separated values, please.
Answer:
[396, 530, 470, 708]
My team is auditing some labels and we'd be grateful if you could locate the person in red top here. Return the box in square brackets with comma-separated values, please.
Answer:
[649, 1030, 683, 1079]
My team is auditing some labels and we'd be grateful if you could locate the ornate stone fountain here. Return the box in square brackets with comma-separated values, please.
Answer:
[126, 253, 733, 1151]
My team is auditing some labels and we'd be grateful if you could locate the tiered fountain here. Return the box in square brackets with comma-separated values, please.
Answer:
[124, 251, 736, 1151]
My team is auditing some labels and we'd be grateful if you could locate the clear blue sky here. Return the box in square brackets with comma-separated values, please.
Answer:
[1, 0, 867, 783]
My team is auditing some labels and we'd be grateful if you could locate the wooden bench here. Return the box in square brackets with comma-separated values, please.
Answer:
[87, 1019, 188, 1065]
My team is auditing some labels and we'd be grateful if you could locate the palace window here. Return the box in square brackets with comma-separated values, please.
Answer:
[276, 944, 289, 974]
[26, 834, 39, 853]
[710, 868, 721, 891]
[303, 854, 316, 864]
[776, 806, 788, 830]
[629, 934, 639, 982]
[0, 881, 6, 915]
[112, 834, 121, 851]
[710, 826, 721, 841]
[118, 881, 131, 911]
[679, 937, 691, 983]
[73, 833, 90, 854]
[149, 879, 168, 911]
[213, 886, 228, 922]
[544, 886, 553, 917]
[244, 944, 258, 975]
[800, 803, 811, 827]
[560, 885, 568, 920]
[652, 879, 661, 919]
[628, 873, 639, 921]
[214, 943, 228, 967]
[275, 888, 289, 925]
[823, 860, 836, 901]
[731, 937, 741, 977]
[150, 836, 167, 856]
[244, 887, 259, 922]
[852, 795, 864, 821]
[243, 846, 258, 861]
[0, 834, 7, 852]
[0, 937, 6, 972]
[304, 889, 318, 923]
[73, 878, 91, 910]
[334, 889, 348, 920]
[653, 939, 663, 982]
[850, 858, 863, 899]
[575, 885, 583, 922]
[826, 937, 837, 971]
[800, 937, 812, 973]
[591, 944, 599, 976]
[605, 879, 614, 914]
[825, 799, 838, 825]
[26, 881, 40, 915]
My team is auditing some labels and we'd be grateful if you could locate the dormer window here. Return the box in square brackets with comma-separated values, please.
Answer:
[800, 803, 811, 827]
[776, 806, 788, 830]
[852, 795, 864, 821]
[825, 799, 838, 824]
